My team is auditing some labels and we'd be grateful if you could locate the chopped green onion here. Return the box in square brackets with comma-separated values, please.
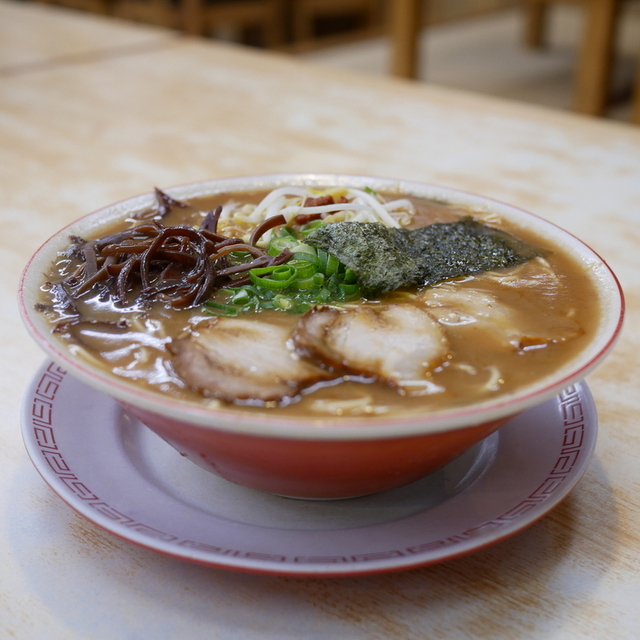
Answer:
[288, 259, 318, 278]
[250, 265, 297, 289]
[300, 220, 325, 235]
[280, 226, 297, 239]
[325, 254, 340, 276]
[291, 276, 316, 291]
[204, 224, 362, 316]
[267, 237, 297, 256]
[313, 272, 326, 287]
[231, 289, 251, 304]
[291, 279, 312, 291]
[274, 295, 294, 310]
[272, 266, 295, 281]
[203, 300, 239, 316]
[317, 248, 329, 273]
[317, 287, 333, 302]
[291, 243, 317, 256]
[228, 250, 254, 261]
[340, 283, 359, 296]
[343, 268, 357, 284]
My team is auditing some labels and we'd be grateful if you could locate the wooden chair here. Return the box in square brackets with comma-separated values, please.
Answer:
[633, 46, 640, 124]
[290, 0, 382, 47]
[34, 0, 113, 15]
[182, 0, 286, 47]
[523, 0, 622, 116]
[386, 0, 624, 118]
[388, 0, 423, 77]
[111, 0, 175, 27]
[33, 0, 286, 47]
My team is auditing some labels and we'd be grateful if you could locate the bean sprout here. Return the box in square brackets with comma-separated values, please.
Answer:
[220, 187, 413, 237]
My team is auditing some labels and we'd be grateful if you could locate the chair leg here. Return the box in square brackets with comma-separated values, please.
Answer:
[632, 56, 640, 125]
[182, 0, 205, 36]
[264, 0, 286, 47]
[364, 0, 382, 30]
[389, 0, 423, 78]
[154, 0, 176, 28]
[293, 2, 315, 42]
[524, 0, 548, 49]
[572, 0, 621, 116]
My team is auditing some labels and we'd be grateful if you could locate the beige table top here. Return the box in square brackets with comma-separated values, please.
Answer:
[2, 1, 640, 637]
[0, 0, 174, 74]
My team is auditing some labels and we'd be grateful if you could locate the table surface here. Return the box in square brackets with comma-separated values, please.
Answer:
[2, 1, 639, 638]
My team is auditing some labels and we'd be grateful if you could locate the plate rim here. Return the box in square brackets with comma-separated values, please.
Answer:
[21, 360, 598, 577]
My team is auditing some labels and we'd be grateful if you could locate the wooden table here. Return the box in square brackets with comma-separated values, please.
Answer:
[2, 1, 639, 637]
[0, 0, 174, 74]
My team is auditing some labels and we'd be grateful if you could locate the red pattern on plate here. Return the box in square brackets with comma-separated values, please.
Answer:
[26, 365, 589, 569]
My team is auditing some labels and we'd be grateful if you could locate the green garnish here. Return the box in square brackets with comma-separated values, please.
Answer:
[203, 228, 361, 316]
[305, 217, 543, 297]
[249, 265, 298, 290]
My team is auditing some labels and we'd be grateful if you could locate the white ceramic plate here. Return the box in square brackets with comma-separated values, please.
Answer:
[22, 361, 597, 576]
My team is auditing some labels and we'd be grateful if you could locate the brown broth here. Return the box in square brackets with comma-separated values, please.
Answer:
[38, 190, 601, 418]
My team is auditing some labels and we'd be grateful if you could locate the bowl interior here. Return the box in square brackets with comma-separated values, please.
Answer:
[19, 174, 624, 441]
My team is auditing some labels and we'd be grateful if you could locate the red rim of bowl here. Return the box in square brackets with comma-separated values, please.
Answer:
[18, 173, 625, 440]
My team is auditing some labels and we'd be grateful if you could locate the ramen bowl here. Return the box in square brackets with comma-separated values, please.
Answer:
[18, 174, 624, 499]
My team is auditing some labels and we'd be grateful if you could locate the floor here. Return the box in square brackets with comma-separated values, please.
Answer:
[298, 3, 640, 122]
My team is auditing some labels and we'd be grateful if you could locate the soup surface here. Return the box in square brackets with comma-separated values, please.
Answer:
[36, 186, 599, 418]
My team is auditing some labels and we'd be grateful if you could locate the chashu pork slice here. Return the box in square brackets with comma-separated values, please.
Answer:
[292, 304, 449, 388]
[169, 317, 333, 402]
[419, 284, 583, 351]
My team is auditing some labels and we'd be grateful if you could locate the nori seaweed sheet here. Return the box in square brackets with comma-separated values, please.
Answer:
[305, 217, 543, 297]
